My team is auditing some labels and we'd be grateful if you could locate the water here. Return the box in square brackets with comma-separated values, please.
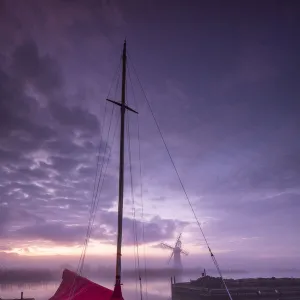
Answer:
[0, 278, 172, 300]
[1, 271, 299, 300]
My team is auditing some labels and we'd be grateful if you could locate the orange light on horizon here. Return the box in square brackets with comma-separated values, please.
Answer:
[3, 244, 204, 259]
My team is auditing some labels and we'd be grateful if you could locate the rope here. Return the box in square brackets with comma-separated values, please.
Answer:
[68, 58, 122, 300]
[76, 99, 107, 273]
[128, 66, 148, 300]
[127, 53, 233, 300]
[78, 57, 122, 275]
[68, 105, 118, 300]
[80, 104, 116, 271]
[125, 75, 143, 300]
[79, 57, 122, 272]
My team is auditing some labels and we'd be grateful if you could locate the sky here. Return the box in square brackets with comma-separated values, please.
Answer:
[0, 0, 300, 272]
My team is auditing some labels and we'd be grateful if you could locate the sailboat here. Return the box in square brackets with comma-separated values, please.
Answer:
[49, 41, 135, 300]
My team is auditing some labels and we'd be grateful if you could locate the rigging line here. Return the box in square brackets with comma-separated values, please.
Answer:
[91, 104, 107, 211]
[127, 65, 148, 300]
[79, 104, 116, 270]
[80, 98, 119, 272]
[81, 58, 122, 259]
[132, 212, 139, 300]
[126, 79, 141, 300]
[89, 61, 122, 225]
[90, 58, 122, 206]
[127, 68, 140, 258]
[68, 57, 122, 300]
[127, 53, 233, 300]
[78, 90, 119, 276]
[81, 112, 120, 267]
[125, 117, 138, 297]
[93, 56, 122, 200]
[126, 88, 140, 272]
[90, 111, 121, 242]
[76, 58, 122, 276]
[132, 207, 139, 300]
[76, 111, 120, 297]
[76, 86, 115, 280]
[90, 57, 122, 217]
[126, 110, 143, 300]
[88, 64, 121, 226]
[69, 105, 117, 300]
[69, 98, 116, 300]
[75, 55, 123, 281]
[76, 100, 108, 274]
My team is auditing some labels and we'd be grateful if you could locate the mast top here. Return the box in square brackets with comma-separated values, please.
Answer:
[123, 39, 127, 54]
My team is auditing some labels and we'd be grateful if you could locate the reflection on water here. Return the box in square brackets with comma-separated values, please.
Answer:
[0, 278, 172, 300]
[0, 282, 58, 300]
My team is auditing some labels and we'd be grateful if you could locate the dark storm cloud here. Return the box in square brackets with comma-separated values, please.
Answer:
[49, 101, 99, 133]
[12, 39, 63, 92]
[0, 38, 111, 245]
[0, 70, 54, 147]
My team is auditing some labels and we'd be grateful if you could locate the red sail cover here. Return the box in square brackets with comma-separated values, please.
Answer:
[49, 269, 114, 300]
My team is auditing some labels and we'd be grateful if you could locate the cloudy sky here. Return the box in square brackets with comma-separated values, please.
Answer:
[0, 0, 300, 271]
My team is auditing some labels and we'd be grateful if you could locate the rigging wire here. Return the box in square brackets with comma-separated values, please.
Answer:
[125, 83, 138, 299]
[79, 58, 122, 271]
[90, 57, 122, 226]
[77, 57, 122, 275]
[127, 65, 149, 300]
[68, 58, 122, 300]
[126, 110, 143, 300]
[82, 59, 121, 264]
[69, 105, 118, 300]
[80, 106, 116, 270]
[126, 73, 143, 300]
[77, 101, 108, 273]
[127, 52, 233, 300]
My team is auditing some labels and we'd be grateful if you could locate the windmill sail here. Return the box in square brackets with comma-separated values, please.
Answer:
[160, 233, 188, 270]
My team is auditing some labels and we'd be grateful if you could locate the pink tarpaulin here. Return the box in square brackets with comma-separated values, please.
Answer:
[49, 269, 122, 300]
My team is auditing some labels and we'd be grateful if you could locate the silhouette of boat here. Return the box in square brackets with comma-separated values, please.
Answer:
[172, 273, 300, 299]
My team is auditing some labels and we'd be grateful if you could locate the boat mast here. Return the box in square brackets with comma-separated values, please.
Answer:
[115, 40, 127, 286]
[107, 41, 138, 292]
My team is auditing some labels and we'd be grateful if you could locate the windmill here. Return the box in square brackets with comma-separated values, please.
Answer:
[160, 233, 188, 270]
